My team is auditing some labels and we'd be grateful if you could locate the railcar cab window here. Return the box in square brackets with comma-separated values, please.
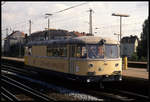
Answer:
[25, 47, 28, 56]
[87, 45, 104, 59]
[105, 44, 119, 58]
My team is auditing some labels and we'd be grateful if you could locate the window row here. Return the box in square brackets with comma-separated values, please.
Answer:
[47, 46, 67, 57]
[25, 44, 119, 59]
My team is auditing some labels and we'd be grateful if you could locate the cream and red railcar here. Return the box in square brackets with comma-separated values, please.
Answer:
[24, 36, 122, 83]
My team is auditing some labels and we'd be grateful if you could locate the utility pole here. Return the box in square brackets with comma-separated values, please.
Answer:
[45, 13, 53, 40]
[29, 20, 31, 35]
[48, 18, 50, 40]
[88, 8, 94, 36]
[19, 39, 21, 57]
[48, 18, 50, 30]
[6, 28, 8, 37]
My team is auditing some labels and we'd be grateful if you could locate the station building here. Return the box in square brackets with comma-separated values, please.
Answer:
[120, 35, 139, 58]
[3, 30, 25, 57]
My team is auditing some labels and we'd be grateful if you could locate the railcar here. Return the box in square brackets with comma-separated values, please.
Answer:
[24, 36, 122, 83]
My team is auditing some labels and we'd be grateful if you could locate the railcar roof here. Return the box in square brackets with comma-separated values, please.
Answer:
[26, 36, 119, 46]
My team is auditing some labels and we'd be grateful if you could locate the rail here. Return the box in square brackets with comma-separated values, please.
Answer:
[1, 87, 20, 101]
[1, 74, 56, 101]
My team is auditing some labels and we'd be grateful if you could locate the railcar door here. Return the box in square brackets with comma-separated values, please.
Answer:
[68, 45, 76, 74]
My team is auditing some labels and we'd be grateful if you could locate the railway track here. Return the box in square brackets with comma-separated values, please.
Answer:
[1, 74, 56, 101]
[84, 86, 149, 102]
[2, 69, 103, 101]
[2, 63, 149, 101]
[1, 64, 38, 76]
[1, 86, 20, 101]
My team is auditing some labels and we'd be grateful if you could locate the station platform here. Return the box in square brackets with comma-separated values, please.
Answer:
[1, 56, 149, 80]
[122, 68, 148, 79]
[2, 56, 24, 62]
[128, 61, 147, 64]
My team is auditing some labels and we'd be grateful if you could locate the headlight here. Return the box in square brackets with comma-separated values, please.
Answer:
[115, 63, 119, 67]
[88, 64, 93, 68]
[98, 67, 102, 71]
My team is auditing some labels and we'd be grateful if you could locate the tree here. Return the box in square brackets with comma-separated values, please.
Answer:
[137, 17, 149, 59]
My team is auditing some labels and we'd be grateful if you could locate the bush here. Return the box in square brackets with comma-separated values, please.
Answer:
[140, 56, 147, 62]
[129, 52, 147, 62]
[130, 52, 139, 61]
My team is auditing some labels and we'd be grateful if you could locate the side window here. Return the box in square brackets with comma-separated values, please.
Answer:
[25, 47, 28, 56]
[98, 46, 104, 58]
[28, 47, 32, 55]
[76, 46, 81, 58]
[81, 46, 87, 58]
[60, 47, 67, 57]
[47, 45, 67, 57]
[70, 46, 76, 57]
[47, 47, 52, 56]
[53, 48, 59, 57]
[76, 45, 87, 58]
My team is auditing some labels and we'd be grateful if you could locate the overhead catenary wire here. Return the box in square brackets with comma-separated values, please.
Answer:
[2, 2, 87, 29]
[2, 2, 89, 39]
[51, 2, 87, 14]
[2, 14, 142, 33]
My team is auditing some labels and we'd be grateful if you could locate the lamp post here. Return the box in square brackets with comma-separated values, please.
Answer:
[114, 33, 120, 42]
[45, 13, 53, 40]
[112, 13, 129, 42]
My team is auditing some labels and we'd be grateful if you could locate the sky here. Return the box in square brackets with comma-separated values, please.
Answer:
[1, 1, 149, 45]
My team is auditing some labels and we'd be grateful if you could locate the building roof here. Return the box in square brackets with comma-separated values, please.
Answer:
[5, 31, 25, 39]
[121, 35, 139, 43]
[29, 29, 88, 37]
